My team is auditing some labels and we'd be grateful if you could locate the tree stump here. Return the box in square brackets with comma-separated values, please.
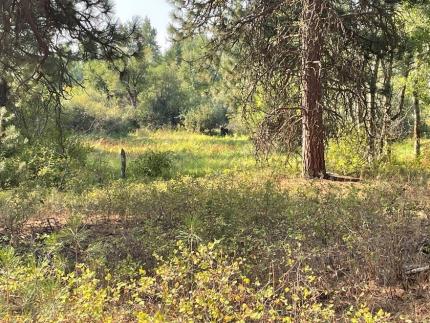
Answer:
[120, 148, 126, 179]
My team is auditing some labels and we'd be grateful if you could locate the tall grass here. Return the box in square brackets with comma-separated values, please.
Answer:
[86, 129, 298, 179]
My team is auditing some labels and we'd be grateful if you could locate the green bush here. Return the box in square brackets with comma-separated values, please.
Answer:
[19, 139, 89, 190]
[0, 187, 42, 242]
[64, 106, 139, 137]
[133, 241, 337, 322]
[326, 131, 368, 175]
[0, 137, 97, 191]
[0, 157, 26, 188]
[0, 241, 392, 322]
[227, 113, 251, 135]
[129, 150, 174, 179]
[0, 107, 21, 157]
[137, 64, 187, 128]
[184, 103, 228, 133]
[0, 107, 26, 187]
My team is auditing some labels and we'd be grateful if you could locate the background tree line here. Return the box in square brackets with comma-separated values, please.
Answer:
[1, 0, 430, 186]
[64, 18, 234, 137]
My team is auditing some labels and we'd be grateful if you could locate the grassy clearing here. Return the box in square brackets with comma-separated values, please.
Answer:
[86, 129, 430, 181]
[86, 129, 299, 179]
[89, 129, 255, 177]
[392, 138, 430, 162]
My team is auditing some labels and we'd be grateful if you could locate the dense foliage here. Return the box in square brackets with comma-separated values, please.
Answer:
[1, 0, 430, 321]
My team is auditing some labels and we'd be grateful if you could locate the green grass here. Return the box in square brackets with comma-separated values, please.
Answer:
[391, 138, 430, 162]
[85, 129, 298, 179]
[84, 130, 430, 182]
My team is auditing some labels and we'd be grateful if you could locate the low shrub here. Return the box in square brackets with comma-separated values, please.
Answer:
[0, 107, 26, 188]
[20, 139, 90, 190]
[326, 130, 368, 176]
[64, 106, 139, 137]
[0, 241, 391, 321]
[184, 104, 228, 133]
[0, 187, 42, 242]
[0, 136, 93, 190]
[129, 150, 174, 179]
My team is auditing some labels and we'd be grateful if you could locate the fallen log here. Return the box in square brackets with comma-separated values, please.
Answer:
[404, 265, 430, 275]
[323, 172, 360, 182]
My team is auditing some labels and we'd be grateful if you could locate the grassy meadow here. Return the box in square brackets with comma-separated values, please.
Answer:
[1, 130, 430, 322]
[87, 130, 260, 178]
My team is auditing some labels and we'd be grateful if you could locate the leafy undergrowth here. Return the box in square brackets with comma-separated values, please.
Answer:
[1, 173, 430, 321]
[1, 131, 430, 321]
[0, 240, 392, 322]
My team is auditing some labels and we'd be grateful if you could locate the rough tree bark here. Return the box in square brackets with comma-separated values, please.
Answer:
[125, 82, 138, 108]
[379, 54, 394, 158]
[413, 85, 421, 158]
[368, 57, 380, 160]
[0, 78, 8, 107]
[301, 0, 326, 178]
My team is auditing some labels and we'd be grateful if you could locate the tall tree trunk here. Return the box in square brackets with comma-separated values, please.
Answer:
[0, 78, 8, 107]
[379, 54, 394, 158]
[413, 86, 421, 158]
[301, 0, 326, 179]
[368, 57, 380, 161]
[127, 88, 138, 109]
[55, 104, 65, 154]
[392, 52, 412, 121]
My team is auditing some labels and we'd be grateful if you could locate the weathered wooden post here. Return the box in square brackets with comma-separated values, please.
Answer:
[120, 148, 126, 179]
